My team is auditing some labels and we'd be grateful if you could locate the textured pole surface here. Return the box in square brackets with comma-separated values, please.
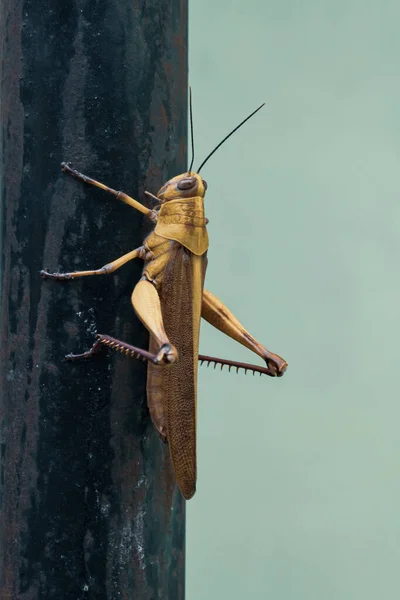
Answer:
[0, 1, 187, 598]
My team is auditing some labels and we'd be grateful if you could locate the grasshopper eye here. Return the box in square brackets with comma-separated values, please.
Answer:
[177, 177, 196, 190]
[202, 180, 208, 191]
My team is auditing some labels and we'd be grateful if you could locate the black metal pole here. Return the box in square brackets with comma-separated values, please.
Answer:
[0, 1, 187, 598]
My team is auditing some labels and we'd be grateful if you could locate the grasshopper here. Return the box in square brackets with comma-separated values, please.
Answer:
[41, 99, 287, 499]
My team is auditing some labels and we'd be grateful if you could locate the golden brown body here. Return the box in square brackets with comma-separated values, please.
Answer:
[142, 238, 207, 498]
[147, 244, 206, 498]
[41, 165, 287, 500]
[136, 180, 208, 499]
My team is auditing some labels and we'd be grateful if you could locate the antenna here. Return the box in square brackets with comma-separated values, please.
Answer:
[197, 103, 265, 173]
[188, 87, 195, 173]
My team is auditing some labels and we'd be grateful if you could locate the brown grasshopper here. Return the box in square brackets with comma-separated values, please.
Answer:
[41, 100, 287, 499]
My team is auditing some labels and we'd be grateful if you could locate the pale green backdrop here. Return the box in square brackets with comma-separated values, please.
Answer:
[187, 2, 400, 598]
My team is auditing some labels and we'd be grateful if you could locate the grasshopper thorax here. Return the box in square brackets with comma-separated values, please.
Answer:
[157, 172, 207, 203]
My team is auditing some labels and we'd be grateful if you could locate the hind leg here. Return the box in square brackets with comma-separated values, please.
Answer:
[65, 279, 177, 366]
[202, 289, 287, 377]
[130, 279, 178, 365]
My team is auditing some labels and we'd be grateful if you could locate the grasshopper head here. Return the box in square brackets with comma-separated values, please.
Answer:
[157, 172, 208, 203]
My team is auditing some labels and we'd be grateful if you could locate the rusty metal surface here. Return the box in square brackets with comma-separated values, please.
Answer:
[0, 1, 187, 598]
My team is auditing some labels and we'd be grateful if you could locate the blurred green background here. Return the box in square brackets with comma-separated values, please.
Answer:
[187, 1, 400, 598]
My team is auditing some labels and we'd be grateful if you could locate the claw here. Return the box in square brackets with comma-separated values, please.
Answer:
[61, 161, 73, 172]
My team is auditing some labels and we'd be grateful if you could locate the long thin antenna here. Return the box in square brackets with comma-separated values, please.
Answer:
[188, 87, 195, 173]
[197, 103, 265, 174]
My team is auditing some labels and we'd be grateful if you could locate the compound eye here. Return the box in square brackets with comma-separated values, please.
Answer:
[177, 176, 196, 190]
[202, 180, 208, 191]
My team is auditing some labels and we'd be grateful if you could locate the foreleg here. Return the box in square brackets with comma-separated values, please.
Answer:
[61, 162, 157, 220]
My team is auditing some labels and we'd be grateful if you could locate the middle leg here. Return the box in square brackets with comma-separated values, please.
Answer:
[41, 247, 145, 281]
